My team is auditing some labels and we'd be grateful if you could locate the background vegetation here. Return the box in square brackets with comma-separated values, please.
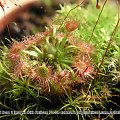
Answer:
[0, 0, 120, 119]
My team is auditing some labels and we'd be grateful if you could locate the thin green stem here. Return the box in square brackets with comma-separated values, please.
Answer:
[88, 0, 108, 42]
[96, 18, 120, 77]
[58, 0, 85, 31]
[85, 1, 120, 102]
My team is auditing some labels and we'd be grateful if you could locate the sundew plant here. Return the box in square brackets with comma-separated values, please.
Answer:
[0, 0, 120, 119]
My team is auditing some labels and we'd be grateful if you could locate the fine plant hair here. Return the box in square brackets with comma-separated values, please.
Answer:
[58, 0, 85, 30]
[0, 0, 120, 120]
[52, 0, 120, 119]
[57, 0, 120, 84]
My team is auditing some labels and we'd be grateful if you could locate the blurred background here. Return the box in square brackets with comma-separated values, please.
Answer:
[0, 0, 89, 39]
[0, 0, 119, 40]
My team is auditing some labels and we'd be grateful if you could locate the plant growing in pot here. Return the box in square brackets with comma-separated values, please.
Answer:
[0, 0, 40, 32]
[0, 0, 120, 119]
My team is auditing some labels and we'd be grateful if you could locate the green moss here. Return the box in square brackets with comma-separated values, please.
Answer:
[0, 1, 120, 120]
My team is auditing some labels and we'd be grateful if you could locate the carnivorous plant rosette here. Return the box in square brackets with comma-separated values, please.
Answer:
[2, 20, 94, 95]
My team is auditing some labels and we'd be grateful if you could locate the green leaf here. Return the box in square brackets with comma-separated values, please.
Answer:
[22, 50, 39, 57]
[31, 45, 43, 55]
